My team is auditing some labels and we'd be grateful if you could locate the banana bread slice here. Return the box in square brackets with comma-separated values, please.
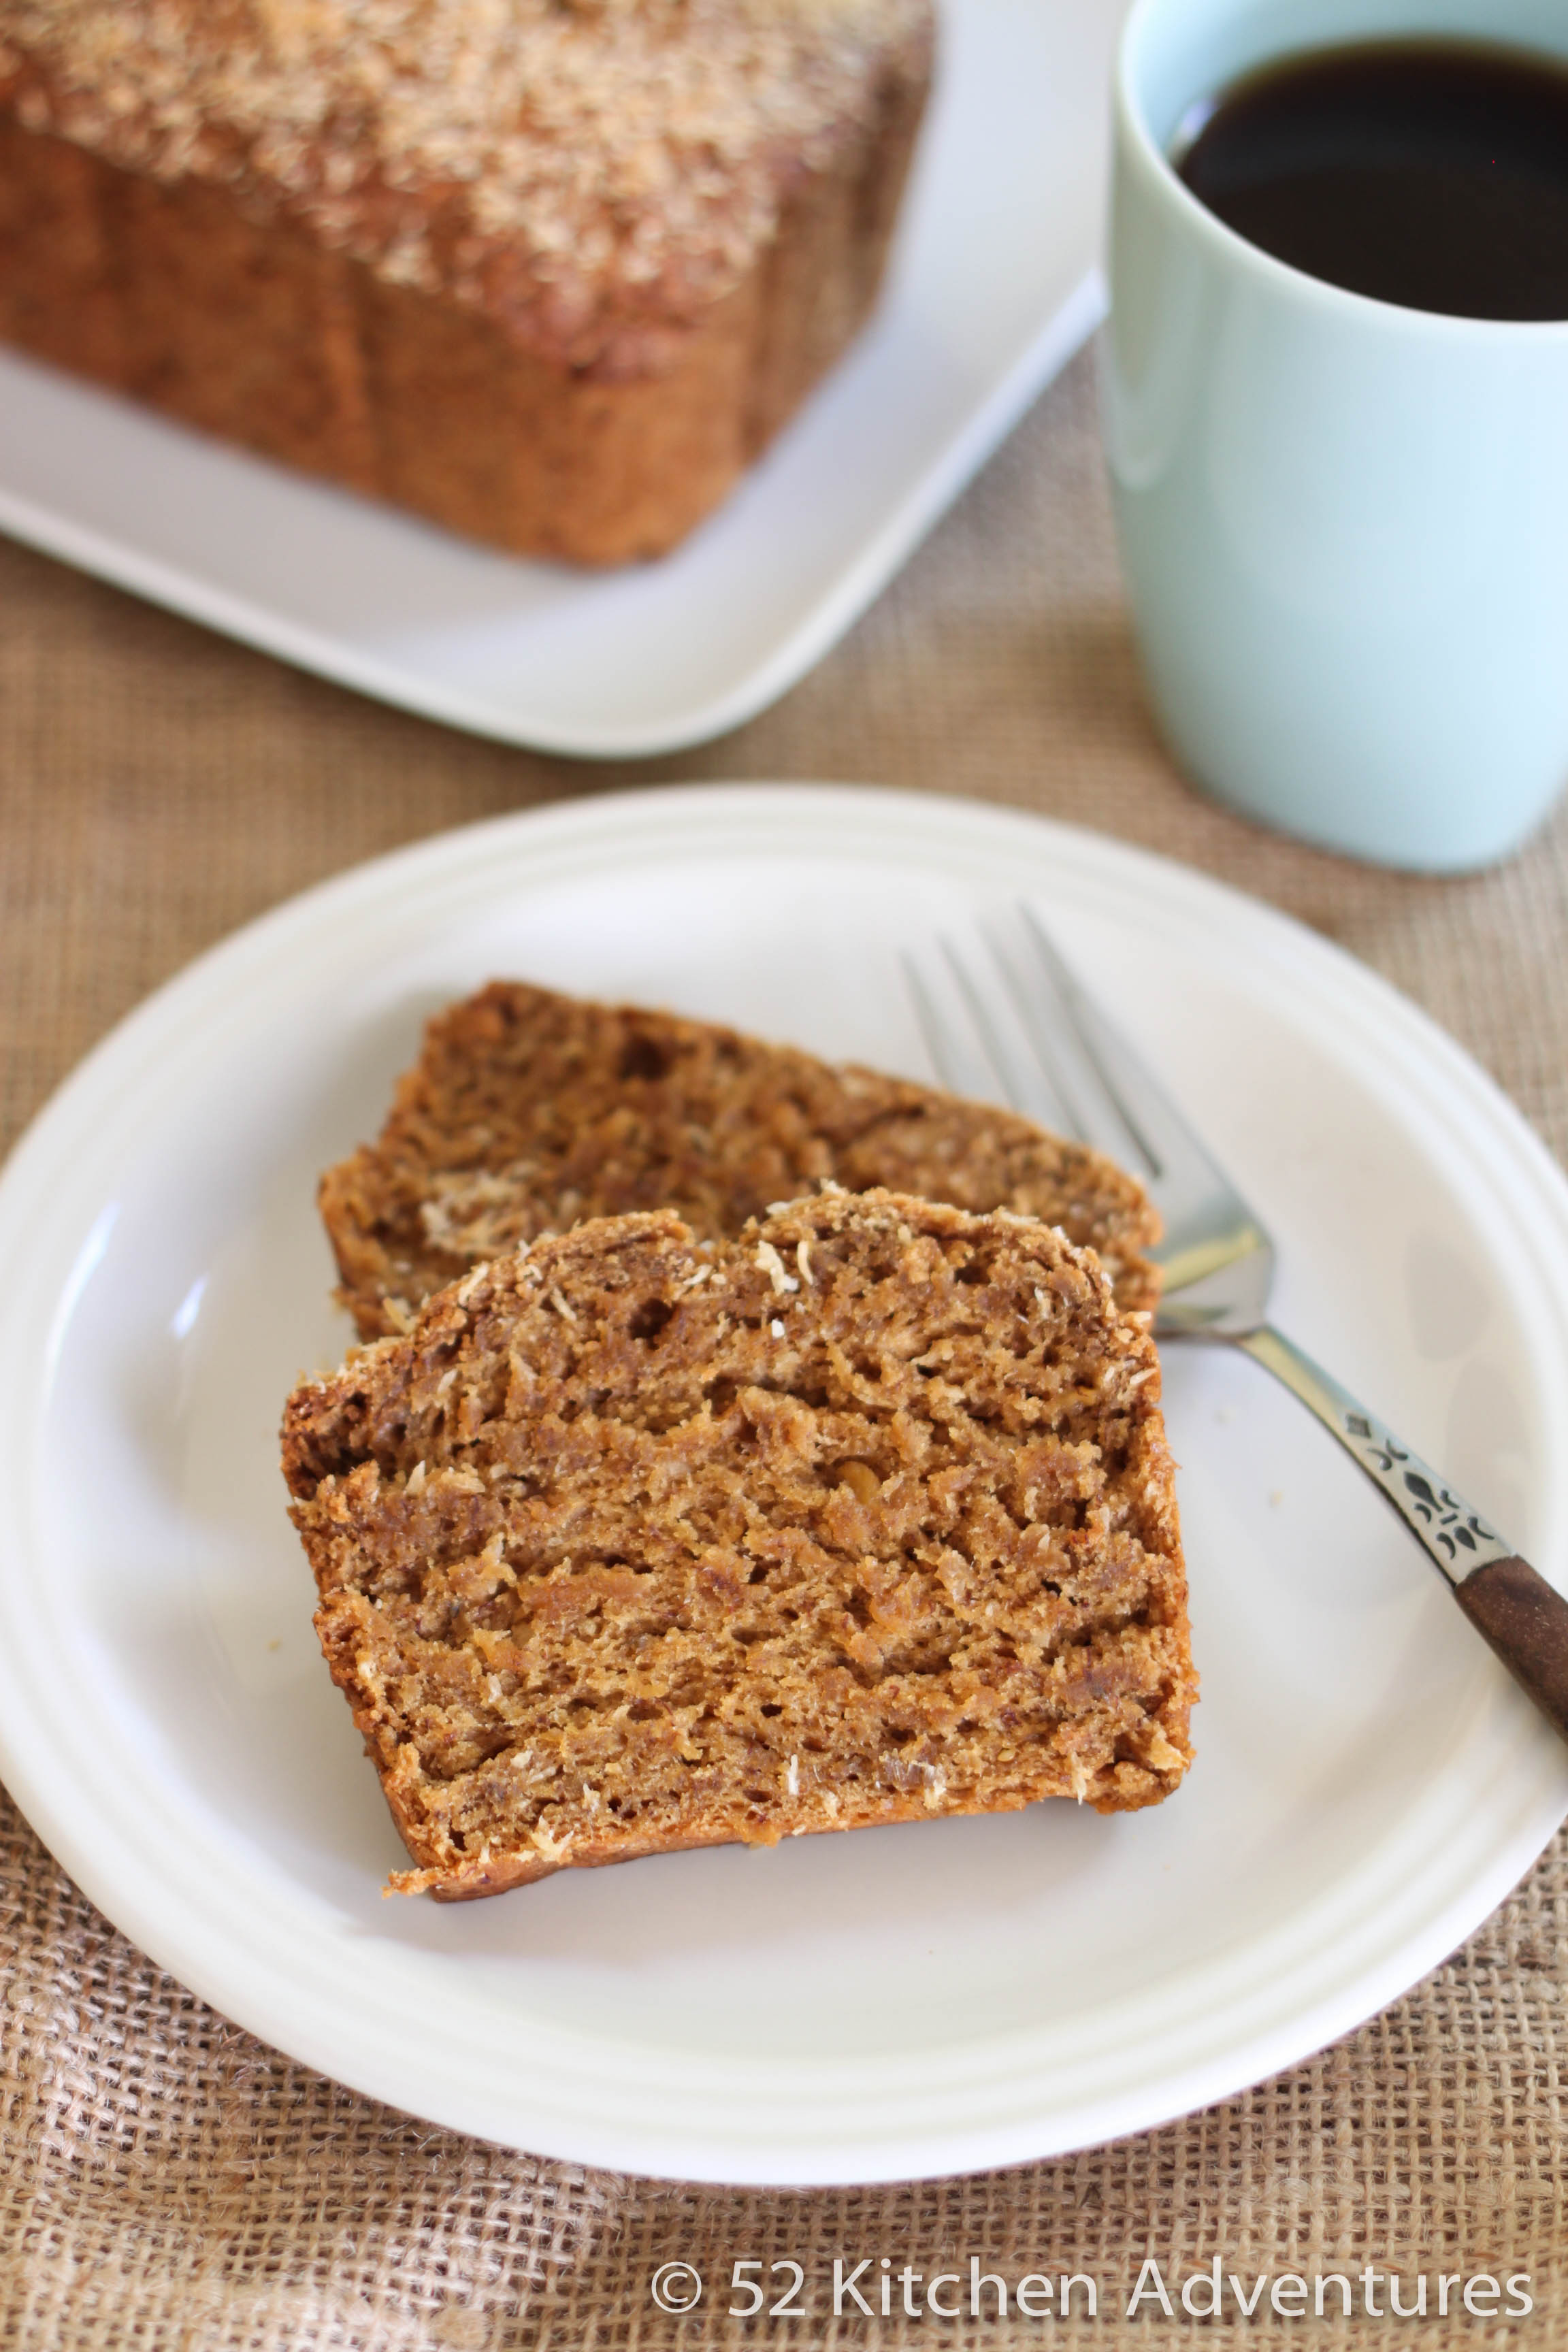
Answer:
[282, 1188, 1194, 1900]
[321, 981, 1162, 1342]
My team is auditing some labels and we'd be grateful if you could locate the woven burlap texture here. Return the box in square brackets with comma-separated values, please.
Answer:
[3, 353, 1568, 2350]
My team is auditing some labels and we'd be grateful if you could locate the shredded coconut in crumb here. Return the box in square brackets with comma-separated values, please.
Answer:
[755, 1239, 799, 1295]
[282, 1188, 1194, 1901]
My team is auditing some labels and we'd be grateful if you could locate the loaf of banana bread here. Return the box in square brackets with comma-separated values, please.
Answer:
[282, 1190, 1194, 1899]
[0, 0, 934, 560]
[320, 981, 1163, 1339]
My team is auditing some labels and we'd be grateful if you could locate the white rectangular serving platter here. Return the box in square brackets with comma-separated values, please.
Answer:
[0, 0, 1128, 757]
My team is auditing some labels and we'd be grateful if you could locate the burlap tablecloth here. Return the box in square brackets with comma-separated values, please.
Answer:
[3, 352, 1567, 2350]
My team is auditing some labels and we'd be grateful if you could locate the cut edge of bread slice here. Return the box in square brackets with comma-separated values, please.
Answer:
[282, 1188, 1193, 1901]
[317, 981, 1163, 1343]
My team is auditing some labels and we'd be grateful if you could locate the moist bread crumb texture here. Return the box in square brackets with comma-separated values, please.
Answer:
[321, 981, 1164, 1343]
[282, 1189, 1194, 1901]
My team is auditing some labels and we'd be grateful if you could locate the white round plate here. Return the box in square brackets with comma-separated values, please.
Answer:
[1, 784, 1566, 2187]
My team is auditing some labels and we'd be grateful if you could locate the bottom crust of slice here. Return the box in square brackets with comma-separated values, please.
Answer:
[411, 1790, 1087, 1901]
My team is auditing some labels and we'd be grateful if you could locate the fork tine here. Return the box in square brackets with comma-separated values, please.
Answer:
[983, 919, 1150, 1173]
[902, 949, 1002, 1110]
[1013, 906, 1171, 1175]
[938, 938, 1075, 1138]
[903, 905, 1274, 1305]
[1008, 903, 1275, 1288]
[905, 943, 1087, 1138]
[1015, 904, 1232, 1198]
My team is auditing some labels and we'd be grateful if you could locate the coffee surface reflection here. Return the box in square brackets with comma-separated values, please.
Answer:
[1177, 39, 1568, 321]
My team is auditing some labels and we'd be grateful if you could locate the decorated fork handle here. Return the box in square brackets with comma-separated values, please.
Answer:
[1239, 1323, 1568, 1745]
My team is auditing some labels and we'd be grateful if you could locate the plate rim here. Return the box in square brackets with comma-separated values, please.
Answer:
[3, 780, 1568, 2185]
[0, 279, 1104, 764]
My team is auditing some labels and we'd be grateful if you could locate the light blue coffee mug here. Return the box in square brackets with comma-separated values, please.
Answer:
[1105, 0, 1568, 871]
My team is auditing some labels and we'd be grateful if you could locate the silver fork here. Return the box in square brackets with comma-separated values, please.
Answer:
[906, 905, 1568, 1748]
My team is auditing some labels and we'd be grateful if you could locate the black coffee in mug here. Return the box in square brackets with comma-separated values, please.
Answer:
[1176, 37, 1568, 320]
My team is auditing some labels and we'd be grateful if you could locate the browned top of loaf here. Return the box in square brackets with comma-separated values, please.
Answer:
[0, 0, 933, 368]
[283, 1189, 1194, 1901]
[321, 981, 1163, 1343]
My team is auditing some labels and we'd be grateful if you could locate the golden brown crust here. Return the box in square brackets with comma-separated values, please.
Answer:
[0, 2, 934, 557]
[283, 1190, 1196, 1899]
[319, 981, 1164, 1340]
[0, 0, 933, 364]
